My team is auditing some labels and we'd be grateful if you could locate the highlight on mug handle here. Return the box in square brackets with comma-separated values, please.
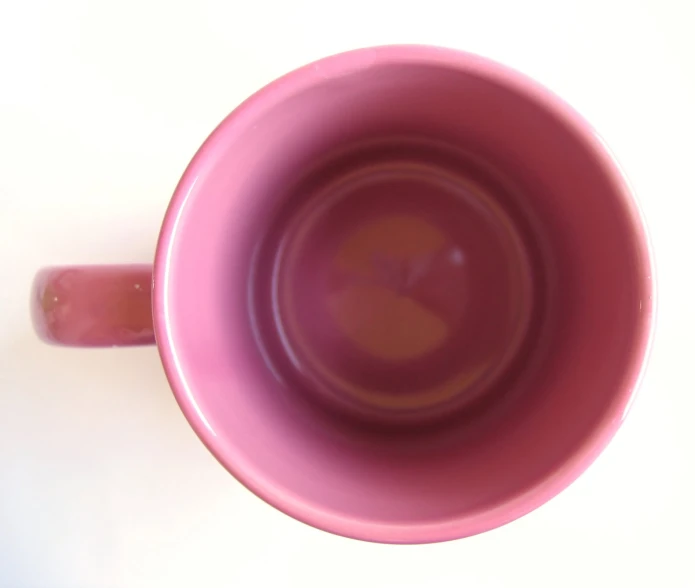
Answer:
[31, 265, 156, 347]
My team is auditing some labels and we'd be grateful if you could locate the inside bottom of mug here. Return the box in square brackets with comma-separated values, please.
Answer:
[251, 137, 544, 427]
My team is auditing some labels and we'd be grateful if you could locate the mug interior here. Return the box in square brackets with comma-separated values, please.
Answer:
[154, 47, 653, 543]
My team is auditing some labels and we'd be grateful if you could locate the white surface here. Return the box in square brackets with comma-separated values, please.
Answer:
[1, 0, 694, 586]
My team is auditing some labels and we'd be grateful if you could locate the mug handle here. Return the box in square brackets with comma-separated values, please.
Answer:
[31, 265, 155, 347]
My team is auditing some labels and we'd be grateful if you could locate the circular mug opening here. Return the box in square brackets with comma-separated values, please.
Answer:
[154, 46, 654, 543]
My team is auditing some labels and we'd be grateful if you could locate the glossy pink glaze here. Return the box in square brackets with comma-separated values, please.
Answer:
[32, 46, 655, 544]
[32, 266, 154, 346]
[152, 46, 654, 543]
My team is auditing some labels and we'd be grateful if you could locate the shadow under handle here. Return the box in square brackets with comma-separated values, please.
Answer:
[31, 265, 156, 347]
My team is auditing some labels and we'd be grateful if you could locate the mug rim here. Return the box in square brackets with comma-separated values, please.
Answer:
[152, 45, 656, 544]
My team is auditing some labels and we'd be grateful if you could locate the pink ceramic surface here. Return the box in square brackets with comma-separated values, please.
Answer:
[31, 46, 655, 544]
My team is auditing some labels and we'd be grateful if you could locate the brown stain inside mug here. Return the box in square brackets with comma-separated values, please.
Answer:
[328, 215, 451, 361]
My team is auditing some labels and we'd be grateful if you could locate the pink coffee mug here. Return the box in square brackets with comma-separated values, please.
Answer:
[31, 46, 655, 544]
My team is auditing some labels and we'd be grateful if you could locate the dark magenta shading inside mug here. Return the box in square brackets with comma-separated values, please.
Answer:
[31, 46, 655, 544]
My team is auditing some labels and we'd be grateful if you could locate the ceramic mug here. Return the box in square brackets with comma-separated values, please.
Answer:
[31, 46, 655, 544]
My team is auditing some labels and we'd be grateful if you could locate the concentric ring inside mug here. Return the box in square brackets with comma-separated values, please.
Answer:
[254, 138, 537, 425]
[154, 46, 654, 543]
